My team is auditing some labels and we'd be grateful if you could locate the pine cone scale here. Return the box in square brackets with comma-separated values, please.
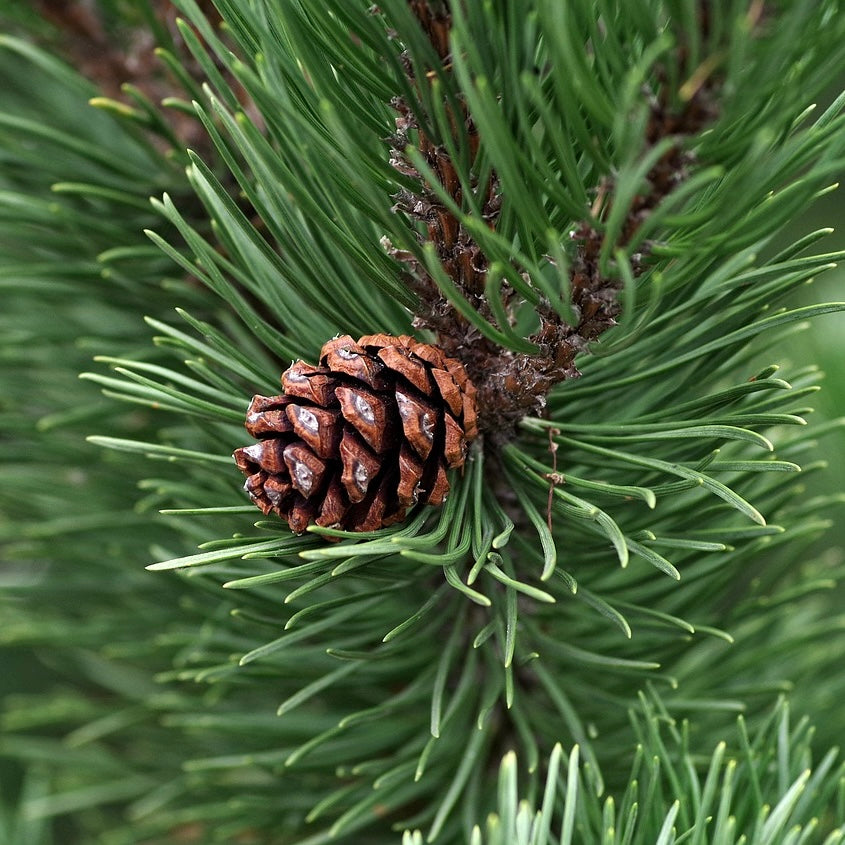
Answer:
[283, 443, 328, 498]
[395, 389, 437, 459]
[335, 385, 397, 453]
[397, 444, 425, 507]
[285, 404, 341, 458]
[425, 461, 450, 506]
[339, 429, 381, 503]
[431, 368, 463, 416]
[244, 395, 295, 437]
[377, 346, 433, 393]
[234, 334, 477, 533]
[443, 413, 467, 468]
[317, 478, 349, 528]
[282, 363, 337, 404]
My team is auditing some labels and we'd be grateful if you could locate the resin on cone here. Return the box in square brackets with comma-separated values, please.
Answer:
[234, 334, 478, 533]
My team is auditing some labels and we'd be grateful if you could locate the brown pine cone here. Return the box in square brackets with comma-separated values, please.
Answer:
[233, 334, 478, 533]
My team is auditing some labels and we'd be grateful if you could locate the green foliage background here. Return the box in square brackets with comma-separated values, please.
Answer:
[1, 2, 845, 843]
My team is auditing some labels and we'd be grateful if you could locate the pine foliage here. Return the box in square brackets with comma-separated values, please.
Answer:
[2, 1, 845, 843]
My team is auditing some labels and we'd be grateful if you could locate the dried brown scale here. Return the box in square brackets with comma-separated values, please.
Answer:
[234, 334, 478, 534]
[389, 100, 499, 303]
[388, 115, 507, 409]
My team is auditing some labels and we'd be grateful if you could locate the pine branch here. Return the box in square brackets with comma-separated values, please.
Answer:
[386, 1, 727, 438]
[3, 2, 845, 844]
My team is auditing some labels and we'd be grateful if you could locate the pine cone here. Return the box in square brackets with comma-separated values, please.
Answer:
[234, 334, 478, 533]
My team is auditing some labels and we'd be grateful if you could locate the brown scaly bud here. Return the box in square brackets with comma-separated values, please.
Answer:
[234, 335, 478, 533]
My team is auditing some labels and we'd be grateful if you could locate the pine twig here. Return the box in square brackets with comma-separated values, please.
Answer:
[388, 1, 724, 442]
